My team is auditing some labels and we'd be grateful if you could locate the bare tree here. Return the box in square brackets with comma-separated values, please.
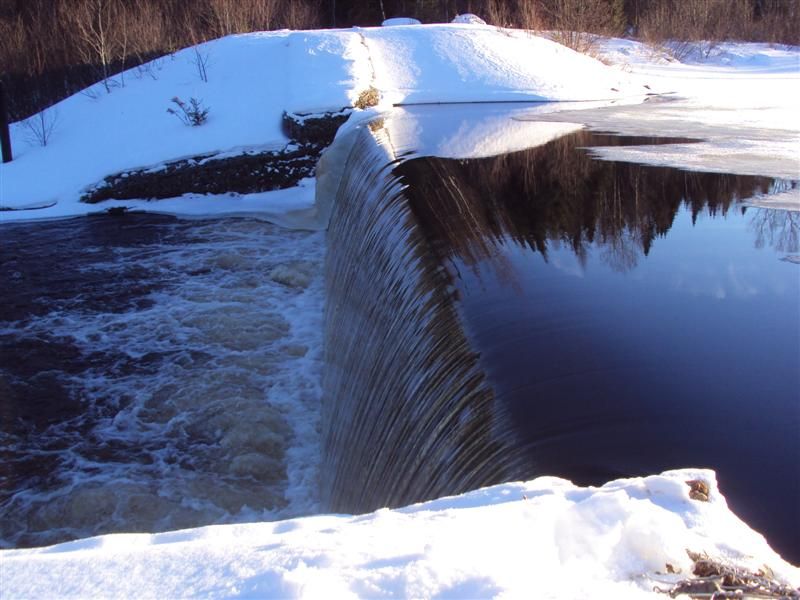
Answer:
[637, 0, 759, 59]
[542, 0, 626, 52]
[63, 0, 123, 92]
[0, 15, 27, 73]
[116, 0, 166, 85]
[206, 0, 236, 36]
[22, 107, 58, 147]
[483, 1, 545, 32]
[206, 0, 283, 37]
[517, 0, 543, 30]
[283, 0, 321, 30]
[750, 208, 800, 254]
[483, 0, 514, 27]
[754, 0, 800, 44]
[132, 0, 166, 57]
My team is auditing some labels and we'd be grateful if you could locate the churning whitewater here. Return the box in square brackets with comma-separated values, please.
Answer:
[0, 216, 324, 548]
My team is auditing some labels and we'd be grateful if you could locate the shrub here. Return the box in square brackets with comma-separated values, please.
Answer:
[543, 0, 626, 52]
[632, 0, 796, 50]
[167, 96, 209, 126]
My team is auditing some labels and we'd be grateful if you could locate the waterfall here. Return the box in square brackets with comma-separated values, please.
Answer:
[321, 123, 522, 513]
[317, 106, 797, 565]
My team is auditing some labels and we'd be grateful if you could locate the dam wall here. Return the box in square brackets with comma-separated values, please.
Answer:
[320, 122, 521, 513]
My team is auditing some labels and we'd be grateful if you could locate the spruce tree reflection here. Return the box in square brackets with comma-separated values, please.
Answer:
[395, 130, 778, 275]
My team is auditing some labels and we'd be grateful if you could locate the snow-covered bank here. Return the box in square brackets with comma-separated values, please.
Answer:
[0, 30, 366, 222]
[595, 39, 800, 132]
[527, 39, 800, 184]
[2, 469, 797, 599]
[364, 24, 642, 105]
[2, 24, 646, 223]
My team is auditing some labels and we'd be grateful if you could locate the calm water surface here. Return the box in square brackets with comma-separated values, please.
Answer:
[395, 129, 799, 561]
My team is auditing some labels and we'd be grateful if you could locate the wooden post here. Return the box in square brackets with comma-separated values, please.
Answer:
[0, 81, 11, 163]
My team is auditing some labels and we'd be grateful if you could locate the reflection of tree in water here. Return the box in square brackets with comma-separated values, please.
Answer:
[395, 130, 776, 273]
[748, 208, 800, 254]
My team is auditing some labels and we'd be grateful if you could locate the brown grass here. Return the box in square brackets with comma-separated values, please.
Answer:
[355, 87, 380, 110]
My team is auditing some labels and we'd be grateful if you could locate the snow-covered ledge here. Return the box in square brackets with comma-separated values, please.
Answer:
[1, 469, 797, 599]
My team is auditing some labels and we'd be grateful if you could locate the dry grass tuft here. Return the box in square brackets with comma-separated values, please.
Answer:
[655, 550, 799, 599]
[354, 86, 380, 110]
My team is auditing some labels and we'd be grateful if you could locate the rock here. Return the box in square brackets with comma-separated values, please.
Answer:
[281, 108, 351, 147]
[81, 145, 320, 204]
[686, 479, 710, 501]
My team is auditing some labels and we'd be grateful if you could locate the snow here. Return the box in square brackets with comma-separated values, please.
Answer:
[2, 469, 797, 599]
[0, 30, 369, 222]
[2, 24, 649, 223]
[531, 38, 800, 183]
[363, 25, 643, 106]
[3, 29, 796, 224]
[2, 31, 794, 226]
[382, 17, 422, 26]
[452, 14, 487, 25]
[4, 26, 791, 226]
[87, 177, 320, 229]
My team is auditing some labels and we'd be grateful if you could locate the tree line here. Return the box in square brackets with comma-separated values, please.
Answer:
[395, 128, 777, 273]
[0, 0, 322, 120]
[1, 0, 797, 121]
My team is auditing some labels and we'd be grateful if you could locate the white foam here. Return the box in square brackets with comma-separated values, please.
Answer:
[0, 218, 324, 547]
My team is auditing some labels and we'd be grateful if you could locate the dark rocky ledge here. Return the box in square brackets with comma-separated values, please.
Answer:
[281, 108, 351, 147]
[81, 108, 352, 204]
[82, 144, 320, 203]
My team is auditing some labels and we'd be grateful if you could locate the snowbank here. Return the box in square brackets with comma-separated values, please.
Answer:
[0, 30, 368, 222]
[536, 38, 800, 182]
[381, 17, 422, 26]
[364, 24, 644, 106]
[1, 469, 797, 599]
[0, 24, 647, 223]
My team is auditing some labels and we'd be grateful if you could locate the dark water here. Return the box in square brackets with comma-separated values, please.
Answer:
[392, 129, 799, 562]
[1, 215, 183, 510]
[0, 214, 324, 548]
